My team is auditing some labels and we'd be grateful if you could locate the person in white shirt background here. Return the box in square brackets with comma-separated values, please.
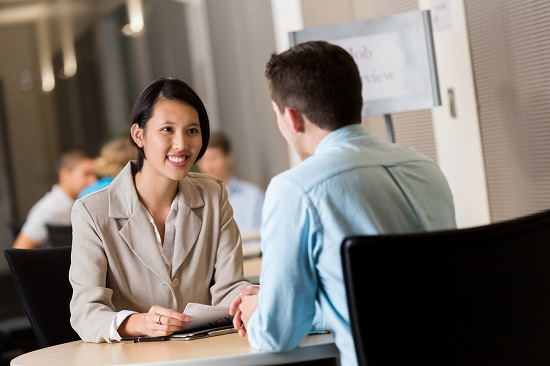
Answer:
[12, 148, 97, 249]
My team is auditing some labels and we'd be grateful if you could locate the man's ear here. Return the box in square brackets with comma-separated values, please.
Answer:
[285, 108, 305, 133]
[130, 124, 143, 148]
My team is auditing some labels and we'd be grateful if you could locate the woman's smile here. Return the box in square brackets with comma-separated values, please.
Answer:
[167, 154, 190, 167]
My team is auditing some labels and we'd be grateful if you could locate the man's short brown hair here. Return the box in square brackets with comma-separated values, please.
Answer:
[265, 40, 363, 131]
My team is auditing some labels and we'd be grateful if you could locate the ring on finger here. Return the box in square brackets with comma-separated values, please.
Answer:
[156, 315, 162, 325]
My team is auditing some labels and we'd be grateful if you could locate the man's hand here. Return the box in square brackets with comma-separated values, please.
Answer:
[230, 285, 260, 337]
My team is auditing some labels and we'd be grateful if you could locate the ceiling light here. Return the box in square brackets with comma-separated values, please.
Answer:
[122, 0, 144, 36]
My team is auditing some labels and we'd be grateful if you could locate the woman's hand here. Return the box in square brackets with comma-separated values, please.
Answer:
[119, 305, 189, 338]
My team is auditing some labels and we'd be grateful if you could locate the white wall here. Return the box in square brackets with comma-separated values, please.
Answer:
[418, 0, 490, 228]
[271, 0, 491, 228]
[270, 0, 302, 167]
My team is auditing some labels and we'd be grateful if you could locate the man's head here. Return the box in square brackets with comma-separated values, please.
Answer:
[265, 40, 363, 131]
[57, 148, 97, 200]
[196, 131, 232, 183]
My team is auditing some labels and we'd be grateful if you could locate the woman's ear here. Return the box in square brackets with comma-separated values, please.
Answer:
[130, 124, 143, 148]
[285, 108, 305, 133]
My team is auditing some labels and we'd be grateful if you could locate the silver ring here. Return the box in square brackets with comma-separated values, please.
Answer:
[156, 315, 162, 325]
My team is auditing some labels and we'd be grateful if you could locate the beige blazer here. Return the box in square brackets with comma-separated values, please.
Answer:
[69, 162, 251, 343]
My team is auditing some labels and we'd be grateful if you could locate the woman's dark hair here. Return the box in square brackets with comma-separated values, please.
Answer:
[129, 77, 210, 171]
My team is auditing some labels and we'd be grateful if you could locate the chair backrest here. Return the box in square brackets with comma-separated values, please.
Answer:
[3, 246, 80, 348]
[46, 224, 73, 247]
[341, 208, 550, 366]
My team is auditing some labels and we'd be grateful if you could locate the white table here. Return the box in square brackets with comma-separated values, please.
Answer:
[11, 332, 339, 366]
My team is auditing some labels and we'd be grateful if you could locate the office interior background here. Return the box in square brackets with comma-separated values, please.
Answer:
[0, 0, 548, 276]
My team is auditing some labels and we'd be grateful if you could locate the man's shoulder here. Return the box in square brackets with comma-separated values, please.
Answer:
[24, 186, 73, 230]
[29, 186, 70, 212]
[273, 140, 438, 193]
[269, 160, 329, 194]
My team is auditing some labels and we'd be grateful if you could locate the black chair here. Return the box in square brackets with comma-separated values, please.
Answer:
[46, 224, 73, 247]
[341, 208, 550, 366]
[3, 246, 80, 348]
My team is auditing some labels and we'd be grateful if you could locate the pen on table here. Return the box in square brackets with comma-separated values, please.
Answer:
[136, 336, 168, 342]
[208, 328, 237, 336]
[120, 336, 167, 343]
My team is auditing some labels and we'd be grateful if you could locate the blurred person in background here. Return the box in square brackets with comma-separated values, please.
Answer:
[12, 148, 97, 249]
[79, 134, 138, 198]
[197, 131, 265, 238]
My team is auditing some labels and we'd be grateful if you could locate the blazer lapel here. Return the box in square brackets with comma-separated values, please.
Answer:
[108, 162, 172, 283]
[171, 177, 205, 275]
[119, 209, 171, 281]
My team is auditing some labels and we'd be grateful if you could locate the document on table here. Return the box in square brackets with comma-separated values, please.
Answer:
[122, 303, 236, 342]
[181, 303, 233, 332]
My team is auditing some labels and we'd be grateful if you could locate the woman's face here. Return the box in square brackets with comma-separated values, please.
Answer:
[131, 98, 202, 182]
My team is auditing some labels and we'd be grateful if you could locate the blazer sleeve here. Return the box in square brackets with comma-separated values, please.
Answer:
[69, 200, 118, 343]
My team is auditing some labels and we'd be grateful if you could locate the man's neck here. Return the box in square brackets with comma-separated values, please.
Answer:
[300, 119, 331, 159]
[58, 182, 77, 201]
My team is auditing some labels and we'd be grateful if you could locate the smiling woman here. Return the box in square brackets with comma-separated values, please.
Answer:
[69, 77, 252, 343]
[129, 79, 208, 183]
[0, 0, 286, 278]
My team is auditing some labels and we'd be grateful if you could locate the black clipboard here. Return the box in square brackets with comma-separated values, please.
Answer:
[167, 324, 237, 341]
[121, 324, 237, 343]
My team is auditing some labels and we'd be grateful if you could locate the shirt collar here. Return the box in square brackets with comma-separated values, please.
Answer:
[171, 191, 181, 211]
[315, 124, 367, 156]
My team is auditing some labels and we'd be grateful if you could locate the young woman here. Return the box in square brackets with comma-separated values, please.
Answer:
[69, 77, 251, 343]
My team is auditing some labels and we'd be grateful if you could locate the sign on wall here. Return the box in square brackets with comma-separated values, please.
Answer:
[289, 10, 441, 117]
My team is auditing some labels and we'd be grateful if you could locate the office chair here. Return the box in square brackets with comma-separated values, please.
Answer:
[341, 208, 550, 366]
[3, 246, 80, 348]
[46, 224, 73, 247]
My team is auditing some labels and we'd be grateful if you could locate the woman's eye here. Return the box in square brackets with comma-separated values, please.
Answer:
[188, 127, 200, 135]
[162, 127, 174, 132]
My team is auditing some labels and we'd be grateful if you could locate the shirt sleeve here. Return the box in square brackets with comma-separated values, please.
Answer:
[110, 310, 137, 341]
[251, 188, 265, 230]
[246, 176, 320, 352]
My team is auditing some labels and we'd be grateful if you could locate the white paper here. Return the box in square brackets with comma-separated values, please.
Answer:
[183, 303, 233, 331]
[332, 32, 407, 102]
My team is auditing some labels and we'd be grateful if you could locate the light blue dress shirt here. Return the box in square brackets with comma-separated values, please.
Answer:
[78, 177, 114, 199]
[226, 177, 265, 232]
[246, 124, 456, 366]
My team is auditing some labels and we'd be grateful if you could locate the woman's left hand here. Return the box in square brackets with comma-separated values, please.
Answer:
[145, 305, 189, 337]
